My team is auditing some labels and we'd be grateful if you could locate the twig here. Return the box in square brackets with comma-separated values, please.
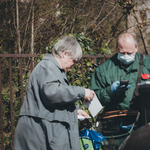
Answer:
[87, 1, 106, 28]
[132, 10, 149, 55]
[92, 5, 117, 33]
[108, 23, 138, 45]
[22, 0, 34, 51]
[60, 17, 69, 35]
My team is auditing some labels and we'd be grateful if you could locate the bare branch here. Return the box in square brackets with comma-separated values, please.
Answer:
[132, 10, 149, 55]
[82, 1, 106, 33]
[13, 0, 16, 29]
[70, 5, 79, 34]
[108, 23, 138, 44]
[60, 17, 69, 35]
[87, 1, 106, 28]
[16, 0, 21, 53]
[22, 0, 34, 51]
[92, 5, 117, 33]
[111, 13, 125, 36]
[31, 4, 34, 55]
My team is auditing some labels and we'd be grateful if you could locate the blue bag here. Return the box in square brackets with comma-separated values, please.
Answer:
[79, 129, 106, 150]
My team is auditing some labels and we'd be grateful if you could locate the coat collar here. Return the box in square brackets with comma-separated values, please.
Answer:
[42, 54, 65, 71]
[42, 54, 69, 82]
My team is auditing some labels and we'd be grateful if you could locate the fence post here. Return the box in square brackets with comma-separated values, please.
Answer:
[9, 58, 14, 149]
[0, 58, 4, 150]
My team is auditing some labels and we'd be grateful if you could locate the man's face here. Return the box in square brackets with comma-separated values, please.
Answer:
[116, 37, 138, 55]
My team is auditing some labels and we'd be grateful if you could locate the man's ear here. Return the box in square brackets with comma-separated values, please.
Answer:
[135, 46, 138, 53]
[116, 47, 119, 54]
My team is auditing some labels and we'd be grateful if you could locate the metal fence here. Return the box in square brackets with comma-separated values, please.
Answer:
[0, 54, 112, 150]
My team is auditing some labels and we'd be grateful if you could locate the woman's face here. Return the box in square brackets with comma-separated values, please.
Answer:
[61, 51, 76, 72]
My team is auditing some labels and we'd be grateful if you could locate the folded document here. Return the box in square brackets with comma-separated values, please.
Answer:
[85, 94, 103, 118]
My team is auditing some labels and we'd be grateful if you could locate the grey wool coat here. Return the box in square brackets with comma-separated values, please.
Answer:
[13, 54, 85, 150]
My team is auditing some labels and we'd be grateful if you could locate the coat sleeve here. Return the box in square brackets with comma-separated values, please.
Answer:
[89, 68, 114, 106]
[37, 64, 85, 106]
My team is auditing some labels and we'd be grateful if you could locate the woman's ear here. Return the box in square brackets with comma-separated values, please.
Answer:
[61, 51, 67, 58]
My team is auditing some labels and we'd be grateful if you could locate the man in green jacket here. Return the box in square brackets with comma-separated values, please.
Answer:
[89, 33, 150, 149]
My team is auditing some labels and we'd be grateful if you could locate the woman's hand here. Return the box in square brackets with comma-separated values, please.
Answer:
[77, 109, 90, 118]
[84, 89, 95, 103]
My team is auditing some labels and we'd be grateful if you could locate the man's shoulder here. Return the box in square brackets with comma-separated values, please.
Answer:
[96, 53, 117, 71]
[143, 54, 150, 65]
[135, 53, 150, 68]
[144, 54, 150, 60]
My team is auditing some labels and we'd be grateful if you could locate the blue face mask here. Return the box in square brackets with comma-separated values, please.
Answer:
[117, 53, 135, 65]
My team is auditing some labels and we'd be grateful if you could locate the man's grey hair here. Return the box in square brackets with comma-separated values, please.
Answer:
[52, 35, 82, 61]
[116, 33, 138, 48]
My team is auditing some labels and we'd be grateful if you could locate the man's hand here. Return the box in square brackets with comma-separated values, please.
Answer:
[111, 81, 131, 94]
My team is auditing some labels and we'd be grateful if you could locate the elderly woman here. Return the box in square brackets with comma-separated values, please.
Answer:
[13, 36, 95, 150]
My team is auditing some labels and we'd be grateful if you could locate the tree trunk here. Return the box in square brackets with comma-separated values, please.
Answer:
[126, 13, 136, 36]
[133, 9, 149, 55]
[31, 5, 34, 55]
[134, 0, 150, 55]
[31, 4, 34, 68]
[16, 0, 21, 54]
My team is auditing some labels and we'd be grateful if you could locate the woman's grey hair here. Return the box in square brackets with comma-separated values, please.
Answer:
[52, 35, 82, 61]
[116, 33, 138, 48]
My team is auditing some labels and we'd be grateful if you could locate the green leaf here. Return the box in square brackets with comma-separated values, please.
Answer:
[86, 62, 92, 66]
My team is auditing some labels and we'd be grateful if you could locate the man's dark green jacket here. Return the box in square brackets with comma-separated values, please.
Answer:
[89, 53, 150, 111]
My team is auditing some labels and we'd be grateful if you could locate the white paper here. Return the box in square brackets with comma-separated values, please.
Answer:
[77, 115, 91, 121]
[85, 94, 103, 118]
